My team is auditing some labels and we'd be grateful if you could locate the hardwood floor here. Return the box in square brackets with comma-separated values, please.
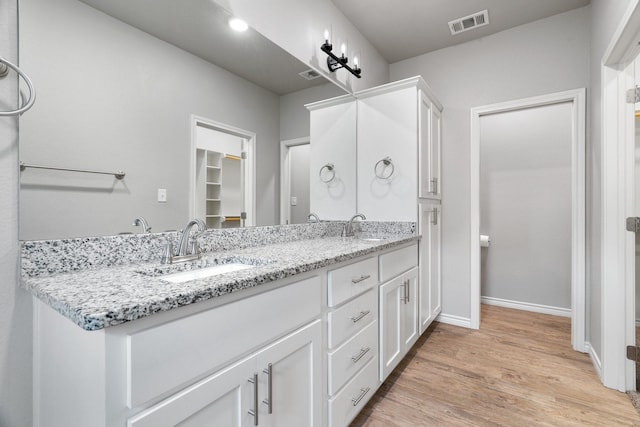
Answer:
[351, 304, 640, 426]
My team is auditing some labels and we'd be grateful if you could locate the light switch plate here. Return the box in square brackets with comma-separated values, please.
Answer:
[290, 196, 297, 206]
[158, 188, 167, 203]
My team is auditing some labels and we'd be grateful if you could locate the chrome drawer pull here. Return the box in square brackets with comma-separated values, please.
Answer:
[248, 373, 258, 425]
[262, 363, 273, 414]
[351, 274, 371, 284]
[350, 310, 370, 323]
[351, 387, 371, 406]
[351, 347, 371, 363]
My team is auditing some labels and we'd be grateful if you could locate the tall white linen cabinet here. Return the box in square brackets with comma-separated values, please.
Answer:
[308, 75, 443, 389]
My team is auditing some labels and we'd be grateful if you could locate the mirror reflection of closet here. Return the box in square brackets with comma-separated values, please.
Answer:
[192, 119, 254, 229]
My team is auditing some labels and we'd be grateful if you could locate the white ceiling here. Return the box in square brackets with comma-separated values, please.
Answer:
[331, 0, 591, 63]
[78, 0, 329, 95]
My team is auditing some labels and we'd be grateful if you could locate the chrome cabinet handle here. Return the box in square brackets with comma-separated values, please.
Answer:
[351, 387, 371, 406]
[430, 177, 438, 194]
[430, 208, 439, 226]
[262, 363, 273, 414]
[351, 347, 371, 363]
[406, 279, 410, 303]
[248, 373, 258, 426]
[350, 310, 370, 323]
[400, 280, 408, 304]
[351, 274, 371, 284]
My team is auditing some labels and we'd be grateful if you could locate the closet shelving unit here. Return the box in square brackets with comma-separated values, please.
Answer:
[196, 149, 242, 229]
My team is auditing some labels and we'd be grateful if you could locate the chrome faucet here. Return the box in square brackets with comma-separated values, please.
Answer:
[308, 212, 320, 223]
[161, 218, 206, 264]
[133, 216, 151, 233]
[341, 213, 366, 237]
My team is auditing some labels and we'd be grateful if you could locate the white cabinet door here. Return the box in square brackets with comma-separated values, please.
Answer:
[418, 91, 432, 199]
[379, 268, 419, 381]
[419, 202, 442, 334]
[127, 355, 256, 427]
[308, 96, 357, 220]
[418, 91, 442, 200]
[402, 268, 419, 350]
[431, 105, 442, 199]
[357, 87, 418, 222]
[256, 320, 322, 427]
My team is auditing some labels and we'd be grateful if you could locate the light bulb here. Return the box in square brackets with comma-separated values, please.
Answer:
[229, 18, 248, 32]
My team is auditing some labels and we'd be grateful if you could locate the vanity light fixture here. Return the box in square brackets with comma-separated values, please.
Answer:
[320, 30, 362, 78]
[229, 18, 248, 32]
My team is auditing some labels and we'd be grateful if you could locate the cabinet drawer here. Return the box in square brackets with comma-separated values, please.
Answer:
[328, 320, 377, 396]
[328, 256, 378, 307]
[127, 276, 321, 408]
[328, 288, 377, 349]
[379, 244, 418, 282]
[328, 356, 378, 427]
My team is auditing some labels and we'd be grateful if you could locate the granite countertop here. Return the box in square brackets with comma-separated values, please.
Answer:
[23, 234, 417, 331]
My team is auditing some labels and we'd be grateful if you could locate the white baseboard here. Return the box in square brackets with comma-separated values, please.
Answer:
[481, 296, 571, 318]
[585, 342, 602, 380]
[436, 313, 473, 329]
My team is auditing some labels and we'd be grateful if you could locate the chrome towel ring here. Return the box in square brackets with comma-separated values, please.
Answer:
[0, 56, 36, 116]
[319, 163, 336, 183]
[374, 157, 394, 179]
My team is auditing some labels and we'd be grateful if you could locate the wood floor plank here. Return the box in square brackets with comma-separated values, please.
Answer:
[351, 305, 640, 426]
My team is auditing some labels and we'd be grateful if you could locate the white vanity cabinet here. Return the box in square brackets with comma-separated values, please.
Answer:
[128, 320, 322, 427]
[32, 241, 424, 427]
[307, 95, 357, 220]
[419, 201, 442, 334]
[356, 76, 443, 222]
[33, 274, 323, 427]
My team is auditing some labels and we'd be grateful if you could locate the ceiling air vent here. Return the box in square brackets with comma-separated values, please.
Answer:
[298, 69, 322, 80]
[448, 9, 489, 35]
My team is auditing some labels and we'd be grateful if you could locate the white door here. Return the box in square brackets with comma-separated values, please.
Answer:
[256, 320, 322, 427]
[127, 355, 256, 427]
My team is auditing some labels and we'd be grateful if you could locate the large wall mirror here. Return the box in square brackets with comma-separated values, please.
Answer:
[19, 0, 350, 240]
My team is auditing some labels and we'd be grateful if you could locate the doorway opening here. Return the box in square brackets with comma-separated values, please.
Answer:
[190, 115, 256, 228]
[280, 137, 310, 225]
[470, 89, 587, 354]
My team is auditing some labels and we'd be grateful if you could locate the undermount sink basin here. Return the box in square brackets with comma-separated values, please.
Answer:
[160, 263, 255, 283]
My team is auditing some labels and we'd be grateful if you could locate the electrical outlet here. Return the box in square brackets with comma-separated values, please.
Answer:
[290, 196, 297, 206]
[157, 188, 167, 203]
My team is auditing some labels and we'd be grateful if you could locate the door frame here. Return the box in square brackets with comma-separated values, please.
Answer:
[189, 115, 256, 226]
[601, 0, 640, 392]
[469, 89, 587, 355]
[279, 137, 310, 225]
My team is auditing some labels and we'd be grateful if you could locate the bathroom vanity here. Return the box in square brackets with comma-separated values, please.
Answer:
[23, 223, 439, 427]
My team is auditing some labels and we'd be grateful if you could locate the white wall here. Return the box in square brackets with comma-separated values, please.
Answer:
[0, 1, 33, 425]
[279, 82, 347, 142]
[20, 0, 281, 239]
[390, 7, 590, 321]
[214, 0, 389, 93]
[480, 103, 572, 309]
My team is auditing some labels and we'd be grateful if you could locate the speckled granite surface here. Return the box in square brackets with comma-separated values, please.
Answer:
[22, 222, 416, 331]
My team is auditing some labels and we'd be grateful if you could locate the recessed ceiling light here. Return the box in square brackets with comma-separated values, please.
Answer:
[229, 18, 248, 32]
